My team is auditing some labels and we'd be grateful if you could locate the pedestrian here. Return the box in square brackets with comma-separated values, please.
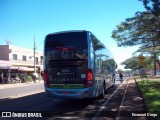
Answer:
[6, 72, 11, 84]
[32, 73, 37, 83]
[119, 72, 123, 81]
[112, 72, 115, 83]
[40, 71, 43, 77]
[1, 72, 4, 84]
[40, 71, 43, 79]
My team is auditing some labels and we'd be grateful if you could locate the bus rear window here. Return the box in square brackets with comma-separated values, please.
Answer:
[45, 32, 87, 49]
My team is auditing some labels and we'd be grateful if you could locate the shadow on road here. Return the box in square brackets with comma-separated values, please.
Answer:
[0, 84, 120, 119]
[0, 92, 51, 111]
[0, 91, 97, 119]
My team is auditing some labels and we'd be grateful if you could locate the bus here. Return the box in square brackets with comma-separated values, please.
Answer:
[43, 30, 117, 99]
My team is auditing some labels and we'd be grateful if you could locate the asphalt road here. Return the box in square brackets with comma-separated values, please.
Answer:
[0, 76, 128, 119]
[0, 83, 44, 99]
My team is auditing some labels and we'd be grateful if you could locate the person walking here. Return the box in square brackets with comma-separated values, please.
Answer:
[7, 72, 11, 84]
[1, 72, 4, 84]
[32, 73, 37, 83]
[119, 72, 123, 81]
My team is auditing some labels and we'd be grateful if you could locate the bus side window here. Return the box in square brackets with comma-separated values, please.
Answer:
[90, 34, 95, 70]
[91, 34, 105, 51]
[91, 35, 97, 51]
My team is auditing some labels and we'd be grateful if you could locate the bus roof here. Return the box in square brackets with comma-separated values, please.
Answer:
[47, 30, 89, 36]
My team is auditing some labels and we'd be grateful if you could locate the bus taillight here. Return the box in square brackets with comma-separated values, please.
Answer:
[87, 69, 92, 80]
[44, 70, 50, 87]
[85, 69, 94, 87]
[43, 70, 47, 81]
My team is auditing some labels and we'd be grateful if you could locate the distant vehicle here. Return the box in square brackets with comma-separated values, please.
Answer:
[43, 30, 117, 99]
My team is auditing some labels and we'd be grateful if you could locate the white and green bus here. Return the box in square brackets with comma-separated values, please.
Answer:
[43, 30, 117, 99]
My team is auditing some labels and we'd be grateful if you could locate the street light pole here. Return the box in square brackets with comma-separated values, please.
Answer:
[34, 34, 36, 73]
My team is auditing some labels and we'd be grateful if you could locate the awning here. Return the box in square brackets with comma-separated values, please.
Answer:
[0, 66, 11, 69]
[0, 60, 11, 69]
[20, 67, 34, 71]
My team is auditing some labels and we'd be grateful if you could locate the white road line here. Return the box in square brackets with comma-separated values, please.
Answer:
[91, 78, 129, 120]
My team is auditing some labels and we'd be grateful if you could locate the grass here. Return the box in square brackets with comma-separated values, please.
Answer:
[136, 79, 160, 114]
[25, 75, 33, 82]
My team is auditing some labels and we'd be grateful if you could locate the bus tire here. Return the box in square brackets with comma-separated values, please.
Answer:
[99, 82, 106, 99]
[111, 84, 114, 88]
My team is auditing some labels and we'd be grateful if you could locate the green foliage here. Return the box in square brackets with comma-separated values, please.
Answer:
[25, 75, 32, 82]
[121, 57, 139, 69]
[111, 0, 160, 74]
[137, 80, 160, 113]
[121, 56, 154, 70]
[111, 11, 160, 48]
[139, 0, 160, 15]
[135, 46, 160, 69]
[112, 0, 160, 48]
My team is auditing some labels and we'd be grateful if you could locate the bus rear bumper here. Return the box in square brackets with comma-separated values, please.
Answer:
[45, 87, 94, 99]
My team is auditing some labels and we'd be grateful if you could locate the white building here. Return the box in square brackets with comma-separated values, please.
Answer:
[0, 44, 43, 73]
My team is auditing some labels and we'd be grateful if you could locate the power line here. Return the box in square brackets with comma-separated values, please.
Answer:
[35, 40, 43, 49]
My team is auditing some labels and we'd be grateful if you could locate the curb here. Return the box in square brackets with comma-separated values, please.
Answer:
[134, 77, 148, 114]
[116, 77, 148, 120]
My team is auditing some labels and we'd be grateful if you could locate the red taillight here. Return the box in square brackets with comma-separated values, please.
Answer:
[62, 48, 68, 51]
[85, 69, 94, 88]
[87, 69, 93, 80]
[43, 70, 47, 81]
[43, 70, 50, 87]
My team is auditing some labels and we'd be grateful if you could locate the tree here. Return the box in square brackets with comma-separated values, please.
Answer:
[139, 0, 160, 15]
[111, 11, 160, 48]
[121, 57, 139, 69]
[134, 45, 160, 75]
[111, 3, 160, 75]
[121, 56, 154, 70]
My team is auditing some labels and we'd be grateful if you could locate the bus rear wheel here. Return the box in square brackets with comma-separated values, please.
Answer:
[99, 83, 106, 99]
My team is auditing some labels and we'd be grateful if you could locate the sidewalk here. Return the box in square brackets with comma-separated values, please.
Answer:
[0, 79, 44, 90]
[117, 77, 148, 120]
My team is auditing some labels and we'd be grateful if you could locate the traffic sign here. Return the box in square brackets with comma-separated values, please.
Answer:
[138, 55, 145, 60]
[138, 55, 145, 65]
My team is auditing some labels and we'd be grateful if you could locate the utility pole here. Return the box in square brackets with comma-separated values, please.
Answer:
[34, 34, 36, 73]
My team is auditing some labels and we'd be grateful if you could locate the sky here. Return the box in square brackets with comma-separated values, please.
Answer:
[0, 0, 146, 70]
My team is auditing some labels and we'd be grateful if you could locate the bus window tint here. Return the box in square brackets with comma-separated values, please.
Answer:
[45, 32, 87, 49]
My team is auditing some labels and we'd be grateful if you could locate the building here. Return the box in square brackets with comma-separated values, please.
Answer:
[0, 44, 43, 73]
